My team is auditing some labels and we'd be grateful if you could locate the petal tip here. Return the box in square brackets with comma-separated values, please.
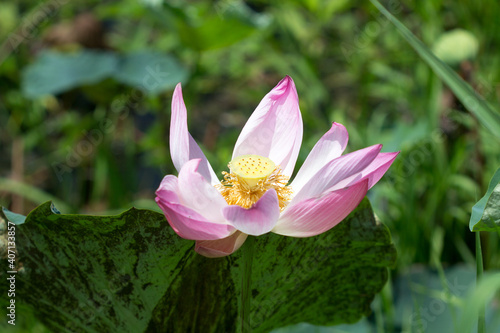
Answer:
[329, 122, 348, 135]
[276, 75, 296, 92]
[173, 83, 183, 98]
[184, 158, 202, 171]
[331, 121, 346, 128]
[195, 231, 248, 258]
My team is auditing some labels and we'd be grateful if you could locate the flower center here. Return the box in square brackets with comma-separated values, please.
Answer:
[216, 154, 292, 210]
[229, 154, 275, 189]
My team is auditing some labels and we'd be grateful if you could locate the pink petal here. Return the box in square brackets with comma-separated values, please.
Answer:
[232, 76, 303, 176]
[272, 179, 368, 237]
[177, 159, 229, 224]
[170, 83, 219, 185]
[195, 231, 248, 258]
[291, 122, 348, 194]
[330, 152, 399, 191]
[222, 189, 281, 236]
[290, 144, 382, 205]
[156, 175, 181, 203]
[155, 176, 235, 240]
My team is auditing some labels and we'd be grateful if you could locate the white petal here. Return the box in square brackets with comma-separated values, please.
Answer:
[289, 144, 381, 205]
[291, 122, 348, 194]
[232, 76, 303, 176]
[273, 180, 368, 237]
[177, 159, 229, 224]
[222, 189, 280, 236]
[170, 83, 219, 185]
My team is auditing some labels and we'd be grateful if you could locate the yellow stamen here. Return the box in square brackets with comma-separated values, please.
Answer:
[216, 154, 293, 210]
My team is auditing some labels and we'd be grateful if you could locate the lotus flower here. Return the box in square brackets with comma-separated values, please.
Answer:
[156, 76, 398, 258]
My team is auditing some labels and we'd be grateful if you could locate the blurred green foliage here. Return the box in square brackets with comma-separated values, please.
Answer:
[1, 0, 500, 331]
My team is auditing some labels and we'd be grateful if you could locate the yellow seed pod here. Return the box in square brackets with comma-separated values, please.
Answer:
[229, 154, 275, 188]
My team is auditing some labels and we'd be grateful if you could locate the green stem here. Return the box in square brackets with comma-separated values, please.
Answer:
[476, 232, 485, 333]
[240, 236, 254, 333]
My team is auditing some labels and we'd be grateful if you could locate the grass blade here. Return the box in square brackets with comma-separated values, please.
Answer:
[369, 0, 500, 140]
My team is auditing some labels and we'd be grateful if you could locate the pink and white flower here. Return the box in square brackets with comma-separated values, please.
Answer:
[156, 76, 398, 258]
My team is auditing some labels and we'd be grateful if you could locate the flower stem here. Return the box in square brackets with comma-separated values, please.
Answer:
[476, 231, 485, 333]
[240, 235, 254, 333]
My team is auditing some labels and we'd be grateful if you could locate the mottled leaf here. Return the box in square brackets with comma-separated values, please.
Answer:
[470, 167, 500, 232]
[0, 198, 395, 332]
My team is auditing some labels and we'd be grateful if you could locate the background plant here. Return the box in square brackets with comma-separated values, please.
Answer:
[1, 0, 500, 332]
